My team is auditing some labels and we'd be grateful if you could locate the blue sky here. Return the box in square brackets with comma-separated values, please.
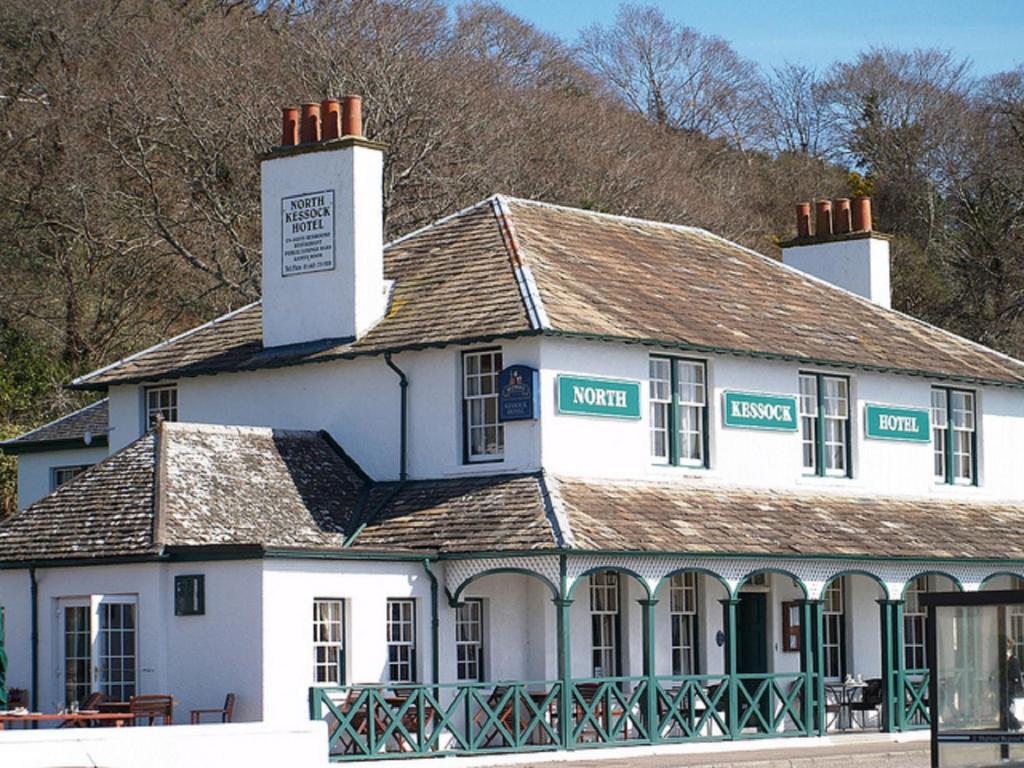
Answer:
[477, 0, 1023, 76]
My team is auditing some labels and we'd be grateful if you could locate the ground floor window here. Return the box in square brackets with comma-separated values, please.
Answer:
[313, 598, 345, 685]
[59, 595, 137, 706]
[822, 578, 846, 680]
[455, 599, 484, 682]
[387, 598, 417, 683]
[669, 573, 698, 675]
[904, 577, 929, 669]
[590, 572, 620, 677]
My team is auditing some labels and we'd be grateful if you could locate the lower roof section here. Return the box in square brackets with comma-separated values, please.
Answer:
[0, 420, 1022, 565]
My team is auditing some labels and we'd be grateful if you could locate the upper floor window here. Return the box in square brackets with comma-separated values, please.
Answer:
[649, 357, 708, 468]
[462, 350, 503, 463]
[931, 387, 976, 485]
[51, 465, 90, 491]
[145, 385, 178, 431]
[799, 373, 850, 478]
[313, 598, 345, 685]
[386, 598, 417, 683]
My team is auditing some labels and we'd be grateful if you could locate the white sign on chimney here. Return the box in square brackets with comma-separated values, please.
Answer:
[281, 190, 335, 276]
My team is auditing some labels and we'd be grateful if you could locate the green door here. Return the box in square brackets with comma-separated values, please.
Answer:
[736, 594, 769, 730]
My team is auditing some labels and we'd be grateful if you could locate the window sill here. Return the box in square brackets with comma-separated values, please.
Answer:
[441, 462, 522, 478]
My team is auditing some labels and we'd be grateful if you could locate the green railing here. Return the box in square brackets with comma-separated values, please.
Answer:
[902, 670, 931, 729]
[568, 677, 649, 746]
[312, 673, 815, 761]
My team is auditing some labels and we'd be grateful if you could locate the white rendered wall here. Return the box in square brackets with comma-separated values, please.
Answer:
[0, 561, 263, 721]
[14, 446, 109, 510]
[782, 237, 891, 308]
[105, 340, 541, 482]
[537, 336, 1024, 500]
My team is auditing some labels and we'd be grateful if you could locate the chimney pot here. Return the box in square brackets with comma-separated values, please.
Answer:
[342, 95, 363, 138]
[300, 102, 321, 144]
[321, 99, 341, 141]
[852, 196, 873, 232]
[281, 107, 299, 147]
[833, 198, 852, 234]
[814, 200, 833, 237]
[795, 203, 811, 239]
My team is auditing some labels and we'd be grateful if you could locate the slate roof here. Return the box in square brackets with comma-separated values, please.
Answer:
[3, 421, 1024, 564]
[70, 196, 1024, 391]
[0, 399, 109, 453]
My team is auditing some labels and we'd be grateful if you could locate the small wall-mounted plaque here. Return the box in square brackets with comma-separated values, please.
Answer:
[174, 574, 205, 616]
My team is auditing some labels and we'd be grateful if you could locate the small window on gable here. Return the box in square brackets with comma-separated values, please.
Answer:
[51, 465, 91, 491]
[145, 385, 178, 431]
[174, 575, 205, 616]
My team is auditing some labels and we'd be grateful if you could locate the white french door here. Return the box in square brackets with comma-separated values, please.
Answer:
[59, 595, 138, 705]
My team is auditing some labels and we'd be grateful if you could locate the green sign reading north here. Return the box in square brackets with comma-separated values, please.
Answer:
[722, 391, 799, 431]
[557, 375, 641, 419]
[864, 404, 931, 442]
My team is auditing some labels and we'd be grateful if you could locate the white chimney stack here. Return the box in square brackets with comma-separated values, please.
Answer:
[260, 95, 388, 348]
[781, 196, 892, 309]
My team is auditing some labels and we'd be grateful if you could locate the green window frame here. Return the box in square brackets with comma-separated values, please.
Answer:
[798, 372, 852, 478]
[931, 387, 978, 486]
[649, 357, 709, 468]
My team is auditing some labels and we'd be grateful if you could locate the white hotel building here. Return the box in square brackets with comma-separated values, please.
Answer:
[2, 96, 1024, 758]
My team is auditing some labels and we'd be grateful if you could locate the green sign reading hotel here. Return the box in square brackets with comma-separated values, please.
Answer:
[722, 391, 799, 431]
[556, 375, 641, 419]
[864, 403, 931, 442]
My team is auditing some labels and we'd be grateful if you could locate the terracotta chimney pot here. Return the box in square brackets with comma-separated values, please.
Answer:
[300, 102, 321, 144]
[795, 203, 811, 239]
[833, 198, 852, 234]
[321, 99, 341, 141]
[852, 196, 873, 232]
[342, 95, 363, 138]
[281, 107, 299, 147]
[814, 200, 833, 237]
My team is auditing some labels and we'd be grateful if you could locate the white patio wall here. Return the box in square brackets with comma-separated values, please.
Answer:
[0, 720, 326, 768]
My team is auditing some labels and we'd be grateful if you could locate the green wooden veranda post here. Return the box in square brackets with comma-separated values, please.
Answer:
[878, 599, 899, 733]
[797, 600, 815, 734]
[721, 598, 739, 739]
[893, 600, 907, 732]
[640, 598, 659, 743]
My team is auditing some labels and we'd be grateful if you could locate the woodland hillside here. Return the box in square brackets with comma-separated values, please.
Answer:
[1, 0, 1023, 513]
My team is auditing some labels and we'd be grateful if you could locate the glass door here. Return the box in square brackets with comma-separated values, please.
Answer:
[59, 596, 137, 705]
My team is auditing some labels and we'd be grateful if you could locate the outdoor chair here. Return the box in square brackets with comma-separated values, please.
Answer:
[58, 691, 105, 728]
[849, 678, 883, 730]
[129, 694, 174, 726]
[190, 692, 236, 724]
[472, 685, 517, 747]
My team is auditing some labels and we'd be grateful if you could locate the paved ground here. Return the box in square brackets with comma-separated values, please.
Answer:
[483, 735, 930, 768]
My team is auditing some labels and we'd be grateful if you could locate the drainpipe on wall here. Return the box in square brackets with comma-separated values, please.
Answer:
[384, 352, 408, 482]
[421, 559, 440, 693]
[29, 564, 38, 714]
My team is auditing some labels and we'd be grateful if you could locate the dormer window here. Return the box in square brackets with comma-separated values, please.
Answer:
[145, 384, 178, 431]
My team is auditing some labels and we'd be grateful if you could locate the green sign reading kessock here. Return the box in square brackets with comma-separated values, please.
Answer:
[557, 375, 641, 419]
[722, 391, 799, 431]
[864, 403, 931, 442]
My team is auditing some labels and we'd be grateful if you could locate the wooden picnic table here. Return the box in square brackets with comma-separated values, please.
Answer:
[0, 712, 136, 729]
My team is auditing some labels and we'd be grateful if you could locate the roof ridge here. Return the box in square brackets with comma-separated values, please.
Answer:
[383, 197, 499, 250]
[490, 195, 549, 331]
[72, 301, 260, 387]
[538, 471, 575, 548]
[1, 397, 108, 445]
